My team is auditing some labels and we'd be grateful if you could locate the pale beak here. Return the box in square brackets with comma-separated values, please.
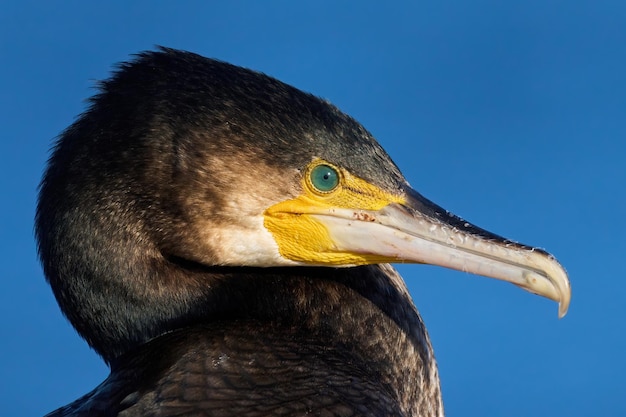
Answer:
[312, 186, 571, 317]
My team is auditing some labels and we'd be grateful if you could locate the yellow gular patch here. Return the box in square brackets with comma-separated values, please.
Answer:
[263, 159, 406, 265]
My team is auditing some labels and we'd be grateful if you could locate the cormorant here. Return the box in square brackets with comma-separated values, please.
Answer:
[36, 48, 571, 417]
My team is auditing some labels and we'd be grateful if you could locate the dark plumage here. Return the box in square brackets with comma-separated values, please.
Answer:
[36, 48, 569, 417]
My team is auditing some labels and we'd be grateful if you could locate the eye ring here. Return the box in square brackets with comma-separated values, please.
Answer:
[309, 163, 341, 194]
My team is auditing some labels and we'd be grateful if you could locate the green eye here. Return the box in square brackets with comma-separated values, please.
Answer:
[310, 164, 340, 193]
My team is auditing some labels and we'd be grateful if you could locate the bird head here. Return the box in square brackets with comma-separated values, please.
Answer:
[36, 48, 570, 364]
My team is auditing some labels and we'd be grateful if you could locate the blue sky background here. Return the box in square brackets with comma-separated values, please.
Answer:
[1, 2, 624, 416]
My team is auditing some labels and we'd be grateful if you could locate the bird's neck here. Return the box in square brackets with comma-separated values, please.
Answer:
[48, 239, 442, 415]
[124, 262, 443, 415]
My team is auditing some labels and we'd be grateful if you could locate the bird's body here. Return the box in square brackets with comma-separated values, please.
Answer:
[37, 48, 569, 416]
[48, 266, 440, 416]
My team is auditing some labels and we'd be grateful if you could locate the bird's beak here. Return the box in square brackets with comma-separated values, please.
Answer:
[264, 174, 571, 317]
[318, 187, 570, 317]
